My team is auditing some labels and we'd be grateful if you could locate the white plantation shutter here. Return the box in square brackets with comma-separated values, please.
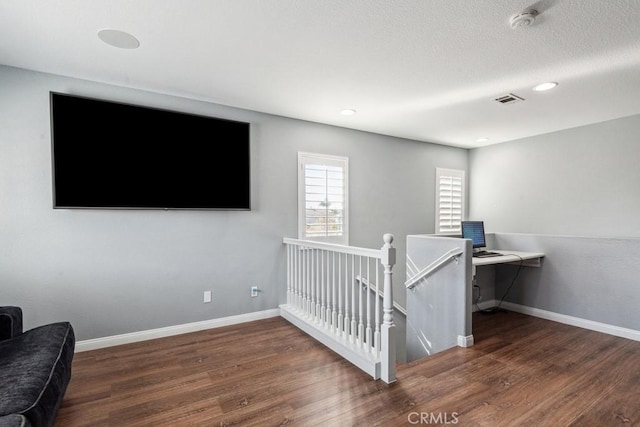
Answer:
[435, 168, 465, 234]
[298, 152, 349, 244]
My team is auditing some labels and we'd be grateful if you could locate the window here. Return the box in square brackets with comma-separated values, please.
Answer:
[435, 168, 465, 234]
[298, 152, 349, 245]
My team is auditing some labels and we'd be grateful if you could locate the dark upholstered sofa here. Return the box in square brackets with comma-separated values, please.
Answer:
[0, 307, 75, 427]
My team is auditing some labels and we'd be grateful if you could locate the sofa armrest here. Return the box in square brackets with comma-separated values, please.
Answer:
[0, 306, 23, 341]
[0, 414, 32, 427]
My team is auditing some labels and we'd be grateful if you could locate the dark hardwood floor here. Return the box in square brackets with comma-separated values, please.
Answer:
[56, 311, 640, 426]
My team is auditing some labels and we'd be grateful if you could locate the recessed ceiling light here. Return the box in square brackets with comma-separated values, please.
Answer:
[533, 82, 558, 92]
[340, 109, 356, 116]
[98, 29, 140, 49]
[476, 137, 489, 143]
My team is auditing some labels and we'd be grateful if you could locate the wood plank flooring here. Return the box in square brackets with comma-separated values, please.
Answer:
[55, 311, 640, 426]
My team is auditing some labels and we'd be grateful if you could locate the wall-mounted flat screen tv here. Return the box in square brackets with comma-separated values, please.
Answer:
[50, 92, 250, 210]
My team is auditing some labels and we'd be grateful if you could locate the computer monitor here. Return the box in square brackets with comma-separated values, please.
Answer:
[461, 221, 486, 249]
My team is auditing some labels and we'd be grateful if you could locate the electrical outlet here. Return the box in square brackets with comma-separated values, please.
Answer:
[251, 286, 259, 297]
[203, 290, 212, 303]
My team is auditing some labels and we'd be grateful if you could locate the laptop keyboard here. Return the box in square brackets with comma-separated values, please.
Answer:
[473, 250, 503, 258]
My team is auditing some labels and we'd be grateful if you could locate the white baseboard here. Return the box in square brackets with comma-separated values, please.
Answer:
[477, 300, 640, 342]
[75, 308, 281, 352]
[457, 334, 474, 347]
[76, 302, 639, 354]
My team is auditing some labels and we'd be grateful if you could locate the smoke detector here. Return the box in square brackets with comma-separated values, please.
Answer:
[510, 9, 538, 29]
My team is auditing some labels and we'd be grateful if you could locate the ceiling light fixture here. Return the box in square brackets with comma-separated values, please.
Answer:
[533, 82, 558, 91]
[340, 109, 356, 116]
[98, 29, 140, 49]
[476, 138, 489, 143]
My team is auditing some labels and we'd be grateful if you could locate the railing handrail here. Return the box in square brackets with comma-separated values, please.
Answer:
[405, 247, 463, 289]
[282, 234, 396, 383]
[283, 237, 382, 259]
[355, 275, 407, 317]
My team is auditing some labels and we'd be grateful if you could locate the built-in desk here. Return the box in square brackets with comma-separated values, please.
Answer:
[471, 250, 545, 316]
[472, 250, 545, 276]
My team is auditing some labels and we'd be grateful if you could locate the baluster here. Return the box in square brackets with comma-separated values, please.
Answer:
[320, 249, 325, 325]
[324, 249, 330, 328]
[316, 248, 321, 321]
[311, 248, 316, 320]
[299, 247, 303, 315]
[350, 253, 357, 344]
[285, 244, 291, 306]
[304, 246, 309, 316]
[287, 244, 291, 305]
[318, 249, 322, 323]
[331, 251, 336, 331]
[337, 252, 344, 336]
[318, 249, 327, 326]
[290, 244, 295, 308]
[294, 245, 299, 310]
[308, 248, 312, 318]
[299, 247, 302, 311]
[308, 247, 313, 317]
[358, 255, 364, 347]
[298, 246, 302, 312]
[344, 252, 350, 339]
[366, 256, 372, 352]
[374, 260, 381, 353]
[316, 249, 321, 323]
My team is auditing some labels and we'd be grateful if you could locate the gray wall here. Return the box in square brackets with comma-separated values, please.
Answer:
[0, 65, 467, 340]
[469, 114, 640, 238]
[493, 233, 639, 331]
[469, 115, 640, 331]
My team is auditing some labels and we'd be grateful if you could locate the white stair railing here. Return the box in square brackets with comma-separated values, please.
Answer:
[405, 247, 463, 290]
[280, 234, 396, 383]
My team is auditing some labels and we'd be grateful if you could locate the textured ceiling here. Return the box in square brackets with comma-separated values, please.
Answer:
[1, 0, 640, 148]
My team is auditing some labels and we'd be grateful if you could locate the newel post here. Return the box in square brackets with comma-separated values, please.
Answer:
[380, 233, 397, 383]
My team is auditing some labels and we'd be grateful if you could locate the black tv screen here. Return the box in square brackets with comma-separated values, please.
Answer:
[50, 92, 250, 210]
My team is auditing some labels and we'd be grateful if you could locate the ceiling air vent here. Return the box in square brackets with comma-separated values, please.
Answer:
[494, 93, 525, 104]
